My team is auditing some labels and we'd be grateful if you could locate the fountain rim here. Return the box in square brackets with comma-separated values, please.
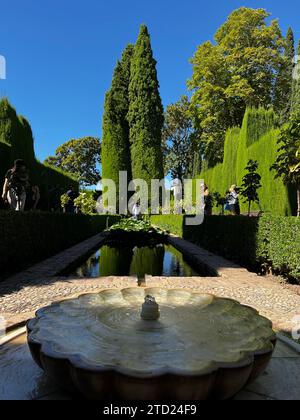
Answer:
[27, 287, 277, 379]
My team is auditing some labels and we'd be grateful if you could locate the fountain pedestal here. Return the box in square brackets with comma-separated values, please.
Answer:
[27, 288, 276, 400]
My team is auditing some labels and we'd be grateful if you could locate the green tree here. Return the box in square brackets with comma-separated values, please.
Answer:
[128, 25, 164, 190]
[189, 7, 284, 166]
[18, 116, 35, 164]
[163, 96, 200, 180]
[45, 136, 101, 186]
[102, 45, 134, 192]
[271, 115, 300, 216]
[241, 160, 262, 216]
[274, 28, 295, 120]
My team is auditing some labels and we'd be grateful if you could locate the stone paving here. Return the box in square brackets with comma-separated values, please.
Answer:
[0, 233, 299, 333]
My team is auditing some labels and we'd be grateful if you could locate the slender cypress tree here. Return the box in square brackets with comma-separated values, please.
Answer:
[274, 28, 295, 120]
[128, 25, 164, 190]
[18, 116, 35, 164]
[291, 40, 300, 115]
[102, 44, 134, 191]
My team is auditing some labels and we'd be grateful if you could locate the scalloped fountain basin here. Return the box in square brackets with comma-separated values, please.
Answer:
[27, 288, 276, 400]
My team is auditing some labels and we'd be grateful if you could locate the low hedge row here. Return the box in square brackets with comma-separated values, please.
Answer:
[151, 215, 300, 282]
[0, 212, 120, 278]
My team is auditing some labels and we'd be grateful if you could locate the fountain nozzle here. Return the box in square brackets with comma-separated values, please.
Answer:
[141, 296, 160, 321]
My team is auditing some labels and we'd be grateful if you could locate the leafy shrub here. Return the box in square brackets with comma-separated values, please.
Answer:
[74, 192, 97, 215]
[257, 215, 300, 280]
[60, 193, 70, 209]
[107, 218, 167, 247]
[109, 218, 160, 233]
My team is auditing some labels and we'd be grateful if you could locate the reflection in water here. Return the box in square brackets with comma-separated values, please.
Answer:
[73, 245, 200, 278]
[100, 246, 133, 277]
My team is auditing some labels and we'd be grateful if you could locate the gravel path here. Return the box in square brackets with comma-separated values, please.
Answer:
[1, 273, 300, 332]
[147, 276, 300, 332]
[0, 277, 138, 328]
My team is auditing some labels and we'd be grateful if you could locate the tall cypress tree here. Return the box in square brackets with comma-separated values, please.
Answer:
[291, 40, 300, 115]
[18, 116, 35, 164]
[128, 25, 164, 190]
[274, 27, 295, 120]
[102, 44, 134, 192]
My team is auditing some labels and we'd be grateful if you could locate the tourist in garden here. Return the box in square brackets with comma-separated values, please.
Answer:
[204, 184, 213, 216]
[132, 201, 141, 220]
[1, 159, 29, 211]
[227, 185, 240, 216]
[171, 176, 183, 214]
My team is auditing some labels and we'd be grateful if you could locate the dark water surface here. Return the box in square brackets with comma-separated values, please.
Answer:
[69, 244, 202, 279]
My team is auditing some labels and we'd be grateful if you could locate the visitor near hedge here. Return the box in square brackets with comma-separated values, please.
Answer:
[1, 159, 29, 211]
[227, 185, 240, 216]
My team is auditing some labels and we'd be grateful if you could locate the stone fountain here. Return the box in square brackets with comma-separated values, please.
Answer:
[27, 288, 276, 400]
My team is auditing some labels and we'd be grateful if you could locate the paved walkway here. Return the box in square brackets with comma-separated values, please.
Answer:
[0, 234, 299, 333]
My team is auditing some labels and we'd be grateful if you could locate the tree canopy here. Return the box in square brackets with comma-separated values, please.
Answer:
[45, 136, 101, 186]
[163, 96, 201, 180]
[189, 7, 284, 166]
[274, 27, 295, 121]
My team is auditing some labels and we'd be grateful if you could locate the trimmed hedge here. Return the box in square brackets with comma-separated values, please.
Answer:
[0, 98, 78, 210]
[0, 212, 120, 277]
[0, 141, 11, 186]
[151, 215, 300, 282]
[197, 108, 295, 216]
[32, 161, 78, 211]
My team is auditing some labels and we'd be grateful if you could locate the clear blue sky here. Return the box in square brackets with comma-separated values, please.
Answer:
[0, 0, 299, 162]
